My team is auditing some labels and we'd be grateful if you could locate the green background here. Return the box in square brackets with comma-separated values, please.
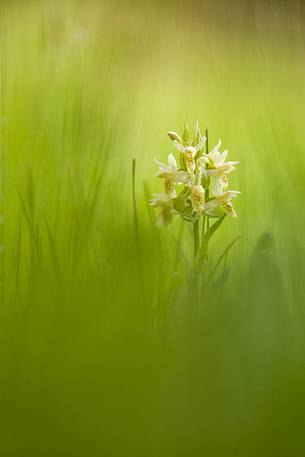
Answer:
[1, 0, 305, 455]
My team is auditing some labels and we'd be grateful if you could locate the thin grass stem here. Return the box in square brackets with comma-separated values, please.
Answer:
[193, 219, 200, 259]
[132, 158, 139, 242]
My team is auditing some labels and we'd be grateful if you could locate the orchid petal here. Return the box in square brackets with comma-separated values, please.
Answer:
[172, 140, 186, 153]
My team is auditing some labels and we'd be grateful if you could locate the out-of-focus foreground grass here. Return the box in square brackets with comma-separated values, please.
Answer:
[1, 0, 305, 455]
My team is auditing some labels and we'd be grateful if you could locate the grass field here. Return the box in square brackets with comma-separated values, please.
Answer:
[1, 1, 305, 455]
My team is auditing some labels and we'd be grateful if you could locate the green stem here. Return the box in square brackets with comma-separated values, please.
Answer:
[205, 127, 209, 154]
[0, 1, 7, 305]
[201, 214, 206, 239]
[193, 219, 200, 259]
[132, 158, 139, 242]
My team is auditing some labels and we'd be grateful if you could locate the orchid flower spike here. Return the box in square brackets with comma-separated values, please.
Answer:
[151, 122, 240, 227]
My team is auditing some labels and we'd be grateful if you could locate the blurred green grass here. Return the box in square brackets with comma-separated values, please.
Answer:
[1, 0, 305, 456]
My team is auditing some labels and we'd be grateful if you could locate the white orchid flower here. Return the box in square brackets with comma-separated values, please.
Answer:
[164, 178, 176, 198]
[172, 137, 206, 174]
[190, 184, 205, 214]
[197, 154, 209, 168]
[210, 174, 229, 197]
[206, 140, 239, 176]
[155, 153, 189, 184]
[205, 190, 241, 218]
[149, 192, 174, 226]
[196, 155, 209, 181]
[150, 192, 173, 207]
[154, 153, 190, 198]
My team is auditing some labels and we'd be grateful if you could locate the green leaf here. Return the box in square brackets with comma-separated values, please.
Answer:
[204, 236, 242, 287]
[199, 214, 226, 261]
[204, 213, 226, 240]
[44, 216, 62, 285]
[182, 124, 190, 145]
[173, 195, 186, 214]
[205, 206, 225, 219]
[192, 121, 202, 147]
[183, 204, 193, 219]
[201, 175, 210, 189]
[179, 152, 186, 170]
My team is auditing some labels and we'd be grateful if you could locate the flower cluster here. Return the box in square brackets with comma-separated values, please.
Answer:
[150, 123, 240, 227]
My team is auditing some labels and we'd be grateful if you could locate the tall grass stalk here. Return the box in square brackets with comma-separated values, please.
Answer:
[132, 158, 139, 243]
[0, 0, 7, 304]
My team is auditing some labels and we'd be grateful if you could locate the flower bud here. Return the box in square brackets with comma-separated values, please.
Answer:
[168, 131, 183, 144]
